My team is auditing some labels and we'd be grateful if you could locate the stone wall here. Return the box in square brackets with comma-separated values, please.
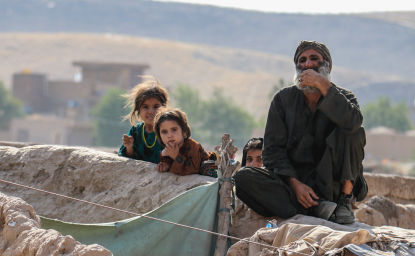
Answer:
[364, 173, 415, 204]
[2, 144, 415, 243]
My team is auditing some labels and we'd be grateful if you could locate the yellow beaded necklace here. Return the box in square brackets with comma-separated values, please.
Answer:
[142, 123, 157, 148]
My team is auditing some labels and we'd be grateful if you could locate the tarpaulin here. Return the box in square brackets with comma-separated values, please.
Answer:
[41, 182, 219, 256]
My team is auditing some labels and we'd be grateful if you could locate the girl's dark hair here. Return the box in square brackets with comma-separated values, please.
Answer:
[123, 76, 170, 126]
[154, 108, 191, 147]
[241, 137, 263, 167]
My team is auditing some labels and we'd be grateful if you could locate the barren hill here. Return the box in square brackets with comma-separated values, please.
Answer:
[355, 11, 415, 29]
[0, 33, 407, 117]
[1, 0, 415, 80]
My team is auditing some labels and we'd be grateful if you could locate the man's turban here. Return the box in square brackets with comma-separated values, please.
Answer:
[294, 41, 332, 71]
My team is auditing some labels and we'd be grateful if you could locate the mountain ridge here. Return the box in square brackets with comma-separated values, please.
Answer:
[1, 0, 414, 80]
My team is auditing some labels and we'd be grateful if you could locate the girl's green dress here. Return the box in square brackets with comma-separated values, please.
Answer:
[118, 123, 162, 164]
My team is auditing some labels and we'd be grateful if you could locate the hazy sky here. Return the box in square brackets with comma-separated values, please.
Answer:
[157, 0, 415, 14]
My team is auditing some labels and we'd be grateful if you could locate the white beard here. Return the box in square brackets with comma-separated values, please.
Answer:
[294, 60, 331, 94]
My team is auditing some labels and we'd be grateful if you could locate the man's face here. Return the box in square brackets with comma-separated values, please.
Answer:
[293, 49, 331, 94]
[296, 49, 324, 71]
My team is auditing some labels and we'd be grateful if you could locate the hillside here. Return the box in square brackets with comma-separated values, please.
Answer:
[0, 33, 408, 118]
[1, 0, 415, 81]
[355, 11, 415, 29]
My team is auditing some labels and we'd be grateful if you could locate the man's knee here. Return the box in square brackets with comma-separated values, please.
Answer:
[233, 166, 259, 188]
[234, 169, 299, 218]
[328, 126, 366, 152]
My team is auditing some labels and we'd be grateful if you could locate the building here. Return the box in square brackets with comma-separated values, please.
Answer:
[9, 61, 149, 146]
[13, 61, 149, 117]
[10, 114, 93, 146]
[365, 127, 415, 161]
[12, 72, 49, 113]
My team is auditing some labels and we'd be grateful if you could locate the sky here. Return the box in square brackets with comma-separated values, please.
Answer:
[156, 0, 415, 14]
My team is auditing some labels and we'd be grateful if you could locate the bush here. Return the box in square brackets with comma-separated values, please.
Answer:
[362, 96, 413, 132]
[172, 84, 256, 148]
[91, 88, 131, 147]
[0, 81, 24, 130]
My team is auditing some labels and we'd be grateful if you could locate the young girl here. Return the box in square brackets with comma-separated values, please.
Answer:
[154, 108, 217, 177]
[118, 77, 169, 164]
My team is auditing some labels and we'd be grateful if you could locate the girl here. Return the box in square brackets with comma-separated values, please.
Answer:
[118, 77, 169, 164]
[154, 108, 217, 177]
[241, 138, 263, 168]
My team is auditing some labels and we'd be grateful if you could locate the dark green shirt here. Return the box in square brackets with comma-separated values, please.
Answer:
[118, 123, 162, 164]
[262, 84, 363, 180]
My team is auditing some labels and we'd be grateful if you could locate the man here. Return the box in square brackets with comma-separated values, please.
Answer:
[234, 41, 367, 224]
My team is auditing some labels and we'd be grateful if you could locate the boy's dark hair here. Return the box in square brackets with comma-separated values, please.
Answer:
[154, 108, 191, 147]
[241, 138, 263, 167]
[123, 76, 170, 126]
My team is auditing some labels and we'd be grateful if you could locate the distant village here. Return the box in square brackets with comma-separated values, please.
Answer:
[0, 61, 148, 147]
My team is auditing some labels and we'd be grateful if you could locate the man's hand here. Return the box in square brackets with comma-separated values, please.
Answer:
[299, 69, 331, 96]
[122, 134, 134, 149]
[288, 177, 319, 209]
[164, 142, 179, 160]
[157, 162, 170, 172]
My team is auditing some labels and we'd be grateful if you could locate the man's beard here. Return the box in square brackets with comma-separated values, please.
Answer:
[293, 60, 331, 94]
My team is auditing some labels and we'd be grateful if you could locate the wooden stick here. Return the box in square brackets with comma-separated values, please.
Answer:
[214, 134, 239, 256]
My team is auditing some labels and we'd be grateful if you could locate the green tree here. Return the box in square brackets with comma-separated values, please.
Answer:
[256, 114, 267, 129]
[0, 81, 24, 130]
[257, 78, 286, 129]
[268, 78, 285, 100]
[362, 96, 413, 132]
[172, 84, 206, 127]
[172, 85, 256, 149]
[205, 88, 256, 148]
[171, 84, 209, 142]
[91, 88, 130, 147]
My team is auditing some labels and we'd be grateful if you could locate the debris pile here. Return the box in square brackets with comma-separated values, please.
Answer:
[227, 215, 415, 256]
[355, 196, 415, 229]
[230, 173, 415, 240]
[0, 192, 111, 255]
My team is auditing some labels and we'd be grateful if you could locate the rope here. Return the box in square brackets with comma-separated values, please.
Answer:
[218, 177, 232, 183]
[0, 178, 311, 256]
[218, 208, 231, 213]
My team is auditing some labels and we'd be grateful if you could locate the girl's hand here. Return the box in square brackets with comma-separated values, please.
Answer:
[165, 142, 179, 160]
[157, 162, 170, 172]
[161, 148, 168, 156]
[122, 134, 134, 149]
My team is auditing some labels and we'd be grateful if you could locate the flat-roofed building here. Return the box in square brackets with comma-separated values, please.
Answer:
[8, 61, 149, 147]
[10, 114, 93, 146]
[72, 61, 149, 94]
[12, 73, 49, 113]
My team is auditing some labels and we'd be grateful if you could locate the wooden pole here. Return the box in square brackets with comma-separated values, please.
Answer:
[214, 134, 239, 256]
